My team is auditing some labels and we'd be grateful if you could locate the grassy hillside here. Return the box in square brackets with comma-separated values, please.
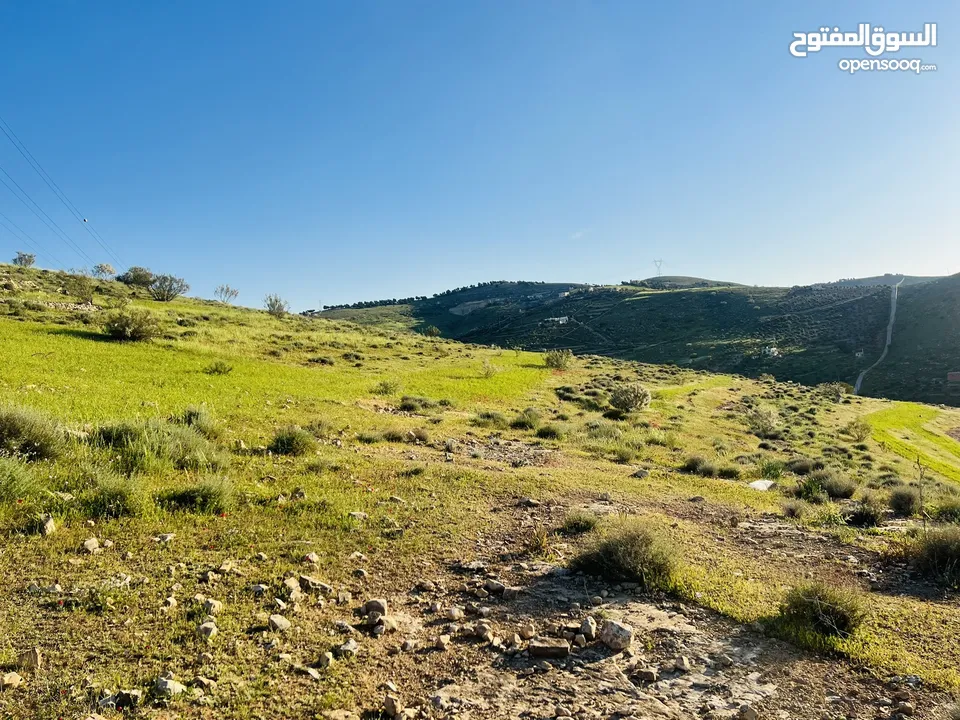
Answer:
[827, 274, 942, 288]
[2, 264, 960, 717]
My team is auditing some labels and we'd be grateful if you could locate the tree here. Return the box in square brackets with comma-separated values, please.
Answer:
[264, 294, 289, 317]
[149, 274, 190, 302]
[65, 275, 95, 304]
[92, 263, 116, 279]
[214, 284, 239, 304]
[12, 252, 35, 268]
[116, 266, 154, 287]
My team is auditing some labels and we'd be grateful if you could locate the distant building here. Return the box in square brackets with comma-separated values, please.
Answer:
[855, 350, 864, 359]
[545, 316, 569, 325]
[948, 371, 960, 383]
[762, 346, 781, 358]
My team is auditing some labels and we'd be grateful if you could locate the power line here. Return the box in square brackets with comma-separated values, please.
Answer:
[0, 114, 126, 269]
[0, 162, 96, 266]
[0, 209, 66, 269]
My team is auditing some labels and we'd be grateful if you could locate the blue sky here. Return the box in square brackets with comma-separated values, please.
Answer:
[0, 1, 955, 310]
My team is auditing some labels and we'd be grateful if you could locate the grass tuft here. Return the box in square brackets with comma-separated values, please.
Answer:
[570, 522, 677, 591]
[778, 581, 867, 640]
[0, 405, 66, 461]
[268, 426, 316, 456]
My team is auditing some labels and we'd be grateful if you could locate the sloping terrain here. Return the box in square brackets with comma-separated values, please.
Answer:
[827, 274, 942, 288]
[1, 265, 960, 718]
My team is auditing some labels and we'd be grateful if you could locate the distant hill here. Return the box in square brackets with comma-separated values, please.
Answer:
[622, 276, 744, 290]
[825, 273, 942, 288]
[321, 274, 960, 405]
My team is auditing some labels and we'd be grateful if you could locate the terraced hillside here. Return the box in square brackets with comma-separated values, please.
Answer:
[4, 263, 960, 719]
[324, 282, 894, 390]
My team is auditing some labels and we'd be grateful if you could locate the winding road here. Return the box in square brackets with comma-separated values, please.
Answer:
[854, 279, 903, 394]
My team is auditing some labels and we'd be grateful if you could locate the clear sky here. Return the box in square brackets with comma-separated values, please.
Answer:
[0, 1, 955, 310]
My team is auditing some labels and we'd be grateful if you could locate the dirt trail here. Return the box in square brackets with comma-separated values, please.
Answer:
[855, 279, 903, 394]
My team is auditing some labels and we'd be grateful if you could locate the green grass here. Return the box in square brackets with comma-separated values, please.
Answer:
[866, 404, 960, 483]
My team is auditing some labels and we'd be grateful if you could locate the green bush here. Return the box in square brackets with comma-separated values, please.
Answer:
[778, 582, 867, 638]
[933, 496, 960, 524]
[170, 405, 220, 440]
[559, 510, 599, 535]
[264, 294, 289, 317]
[471, 411, 507, 429]
[510, 408, 542, 431]
[268, 426, 316, 456]
[204, 360, 233, 376]
[0, 457, 40, 502]
[371, 380, 400, 396]
[64, 275, 95, 303]
[570, 523, 677, 591]
[889, 487, 921, 517]
[745, 407, 781, 439]
[81, 475, 149, 519]
[94, 420, 227, 474]
[158, 477, 234, 514]
[782, 500, 807, 519]
[536, 424, 565, 440]
[544, 349, 573, 370]
[0, 406, 66, 461]
[103, 308, 160, 341]
[149, 274, 189, 302]
[911, 528, 960, 588]
[760, 459, 785, 479]
[357, 430, 384, 444]
[609, 384, 652, 413]
[681, 455, 718, 477]
[812, 470, 856, 500]
[843, 418, 872, 442]
[116, 266, 154, 287]
[399, 396, 439, 412]
[718, 466, 741, 480]
[845, 493, 884, 528]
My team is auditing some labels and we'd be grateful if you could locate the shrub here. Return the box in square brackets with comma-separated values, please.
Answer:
[510, 408, 541, 431]
[92, 263, 115, 279]
[423, 325, 441, 337]
[268, 426, 316, 456]
[0, 457, 40, 502]
[559, 510, 599, 535]
[612, 446, 637, 464]
[782, 500, 807, 519]
[357, 430, 384, 444]
[843, 418, 872, 442]
[760, 459, 785, 479]
[150, 274, 189, 302]
[845, 493, 884, 528]
[718, 466, 741, 480]
[116, 266, 154, 287]
[204, 360, 233, 376]
[786, 457, 817, 476]
[812, 470, 856, 500]
[158, 477, 234, 514]
[911, 528, 960, 588]
[544, 349, 573, 370]
[65, 275, 95, 303]
[609, 384, 652, 413]
[94, 420, 227, 474]
[214, 284, 239, 303]
[889, 487, 921, 517]
[372, 380, 400, 396]
[569, 523, 677, 591]
[170, 405, 220, 440]
[103, 308, 160, 341]
[0, 405, 66, 461]
[746, 407, 781, 439]
[264, 294, 289, 317]
[399, 396, 439, 412]
[933, 496, 960, 524]
[471, 411, 507, 429]
[81, 475, 148, 519]
[536, 424, 564, 440]
[12, 251, 35, 268]
[681, 455, 718, 477]
[778, 582, 867, 638]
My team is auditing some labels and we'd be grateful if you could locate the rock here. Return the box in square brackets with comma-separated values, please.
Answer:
[81, 537, 100, 554]
[40, 515, 56, 536]
[894, 702, 915, 717]
[163, 596, 178, 609]
[255, 551, 268, 561]
[675, 655, 692, 672]
[635, 667, 659, 683]
[152, 673, 187, 698]
[502, 586, 520, 600]
[363, 598, 389, 616]
[251, 583, 269, 597]
[528, 637, 570, 659]
[518, 497, 541, 508]
[435, 635, 452, 650]
[384, 694, 403, 717]
[631, 468, 650, 479]
[739, 705, 759, 720]
[0, 672, 23, 690]
[354, 568, 369, 579]
[193, 676, 217, 690]
[483, 578, 506, 594]
[519, 622, 536, 640]
[269, 614, 291, 632]
[283, 577, 304, 600]
[155, 533, 176, 543]
[200, 570, 220, 584]
[114, 689, 143, 709]
[748, 480, 776, 491]
[580, 616, 597, 641]
[573, 633, 587, 647]
[348, 511, 369, 521]
[446, 607, 464, 621]
[203, 598, 223, 615]
[17, 647, 41, 670]
[300, 575, 333, 595]
[318, 651, 335, 668]
[599, 620, 634, 651]
[338, 639, 359, 658]
[197, 621, 218, 640]
[304, 552, 321, 564]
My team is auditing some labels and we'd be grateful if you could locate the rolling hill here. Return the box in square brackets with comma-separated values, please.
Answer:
[320, 274, 960, 405]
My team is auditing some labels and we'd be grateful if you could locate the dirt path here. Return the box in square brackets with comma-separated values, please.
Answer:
[855, 280, 903, 395]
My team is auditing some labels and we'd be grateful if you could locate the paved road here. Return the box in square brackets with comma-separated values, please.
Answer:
[854, 279, 903, 394]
